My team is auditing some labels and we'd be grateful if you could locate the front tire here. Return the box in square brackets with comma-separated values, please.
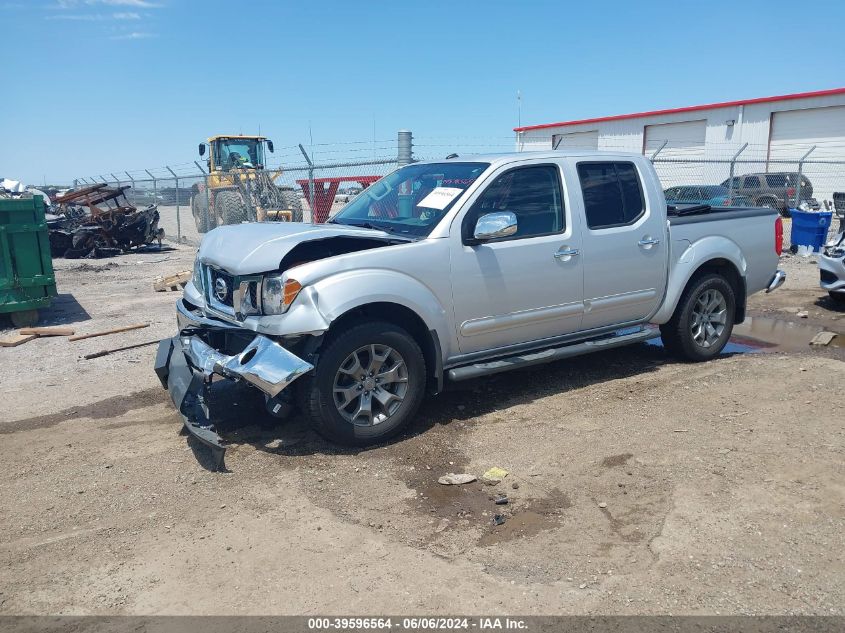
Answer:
[215, 190, 248, 225]
[829, 291, 845, 304]
[300, 321, 426, 446]
[278, 188, 304, 222]
[191, 193, 209, 233]
[660, 274, 736, 361]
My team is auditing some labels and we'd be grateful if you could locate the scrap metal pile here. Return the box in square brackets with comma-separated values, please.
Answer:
[48, 184, 164, 258]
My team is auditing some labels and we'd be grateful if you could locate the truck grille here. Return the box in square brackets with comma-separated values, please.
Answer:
[208, 268, 235, 308]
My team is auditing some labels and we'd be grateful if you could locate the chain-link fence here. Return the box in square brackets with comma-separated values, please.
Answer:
[74, 132, 845, 247]
[517, 133, 845, 244]
[72, 132, 411, 246]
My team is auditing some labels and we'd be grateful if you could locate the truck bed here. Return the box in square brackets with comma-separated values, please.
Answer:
[667, 205, 780, 299]
[667, 205, 777, 225]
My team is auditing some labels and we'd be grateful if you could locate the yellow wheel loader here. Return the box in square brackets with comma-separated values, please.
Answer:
[191, 135, 303, 233]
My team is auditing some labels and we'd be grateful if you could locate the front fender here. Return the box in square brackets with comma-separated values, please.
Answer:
[651, 236, 747, 324]
[315, 268, 450, 334]
[261, 268, 452, 345]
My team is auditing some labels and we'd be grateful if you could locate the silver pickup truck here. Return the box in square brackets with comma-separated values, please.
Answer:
[154, 151, 786, 467]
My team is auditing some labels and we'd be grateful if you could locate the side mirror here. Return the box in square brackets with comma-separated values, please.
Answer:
[473, 211, 518, 242]
[198, 143, 206, 157]
[267, 140, 274, 153]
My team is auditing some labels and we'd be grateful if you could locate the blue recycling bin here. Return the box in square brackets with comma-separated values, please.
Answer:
[789, 209, 833, 253]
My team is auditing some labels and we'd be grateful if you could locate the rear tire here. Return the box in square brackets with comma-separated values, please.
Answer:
[215, 190, 248, 225]
[757, 197, 785, 216]
[660, 274, 736, 362]
[299, 321, 426, 446]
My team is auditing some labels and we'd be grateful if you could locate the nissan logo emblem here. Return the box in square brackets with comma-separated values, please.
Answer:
[213, 277, 229, 302]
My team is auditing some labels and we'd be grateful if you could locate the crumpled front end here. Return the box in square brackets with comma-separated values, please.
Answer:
[154, 299, 313, 469]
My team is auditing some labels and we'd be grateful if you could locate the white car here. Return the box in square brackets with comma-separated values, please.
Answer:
[820, 223, 845, 302]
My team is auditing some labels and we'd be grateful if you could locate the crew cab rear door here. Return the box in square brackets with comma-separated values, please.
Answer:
[571, 159, 668, 330]
[449, 161, 584, 355]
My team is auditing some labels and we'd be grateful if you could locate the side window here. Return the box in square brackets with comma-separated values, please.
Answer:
[464, 165, 564, 241]
[744, 176, 761, 189]
[577, 162, 645, 230]
[766, 174, 786, 188]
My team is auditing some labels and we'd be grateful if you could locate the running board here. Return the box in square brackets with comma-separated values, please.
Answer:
[447, 326, 657, 382]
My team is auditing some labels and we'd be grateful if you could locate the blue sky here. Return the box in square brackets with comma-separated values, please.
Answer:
[2, 0, 844, 184]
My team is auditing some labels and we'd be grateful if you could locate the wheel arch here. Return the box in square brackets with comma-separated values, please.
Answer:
[323, 302, 444, 394]
[653, 238, 748, 325]
[687, 258, 746, 324]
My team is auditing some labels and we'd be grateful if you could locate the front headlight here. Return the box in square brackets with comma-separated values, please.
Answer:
[193, 257, 204, 292]
[261, 274, 302, 315]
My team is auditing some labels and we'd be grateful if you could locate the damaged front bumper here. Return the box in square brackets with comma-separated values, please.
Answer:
[154, 300, 313, 469]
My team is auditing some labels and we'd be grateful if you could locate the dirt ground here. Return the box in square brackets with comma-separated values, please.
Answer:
[0, 240, 843, 616]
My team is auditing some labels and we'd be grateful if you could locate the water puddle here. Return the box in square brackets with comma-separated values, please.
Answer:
[732, 316, 842, 351]
[647, 316, 842, 354]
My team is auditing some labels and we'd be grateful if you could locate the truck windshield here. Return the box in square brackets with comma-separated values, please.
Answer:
[330, 162, 489, 237]
[213, 139, 265, 170]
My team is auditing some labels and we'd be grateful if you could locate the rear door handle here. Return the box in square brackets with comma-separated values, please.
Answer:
[554, 247, 580, 259]
[638, 237, 661, 247]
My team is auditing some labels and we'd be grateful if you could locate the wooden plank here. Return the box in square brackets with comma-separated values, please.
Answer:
[68, 323, 149, 342]
[18, 327, 75, 337]
[810, 331, 838, 346]
[0, 333, 37, 347]
[153, 271, 191, 292]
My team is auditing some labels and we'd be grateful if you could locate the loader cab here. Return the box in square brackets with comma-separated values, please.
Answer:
[200, 136, 273, 174]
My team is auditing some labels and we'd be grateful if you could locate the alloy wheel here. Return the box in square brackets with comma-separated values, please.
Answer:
[332, 344, 409, 426]
[690, 289, 728, 348]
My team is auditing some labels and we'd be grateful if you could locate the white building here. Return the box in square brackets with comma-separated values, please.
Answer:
[515, 87, 845, 203]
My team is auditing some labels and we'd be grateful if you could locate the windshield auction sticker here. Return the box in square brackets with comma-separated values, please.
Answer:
[417, 187, 464, 210]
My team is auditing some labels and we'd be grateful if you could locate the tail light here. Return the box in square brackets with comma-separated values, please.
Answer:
[775, 216, 783, 256]
[723, 198, 731, 206]
[786, 187, 795, 198]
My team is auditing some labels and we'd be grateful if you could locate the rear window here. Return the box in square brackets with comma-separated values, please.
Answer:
[744, 176, 760, 188]
[577, 162, 645, 230]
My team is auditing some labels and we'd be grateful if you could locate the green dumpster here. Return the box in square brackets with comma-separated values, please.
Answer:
[0, 196, 57, 327]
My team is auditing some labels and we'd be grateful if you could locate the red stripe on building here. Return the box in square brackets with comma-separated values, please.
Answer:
[513, 87, 845, 132]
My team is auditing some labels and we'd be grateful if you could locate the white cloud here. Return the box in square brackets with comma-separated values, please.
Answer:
[95, 0, 163, 7]
[50, 0, 163, 8]
[47, 12, 104, 20]
[109, 31, 155, 39]
[46, 10, 142, 20]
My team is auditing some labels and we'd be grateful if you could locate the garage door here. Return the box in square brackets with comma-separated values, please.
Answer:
[643, 120, 706, 158]
[769, 106, 845, 159]
[769, 106, 845, 203]
[552, 130, 598, 150]
[644, 120, 706, 188]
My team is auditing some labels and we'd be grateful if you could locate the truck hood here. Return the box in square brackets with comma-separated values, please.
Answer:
[197, 222, 397, 275]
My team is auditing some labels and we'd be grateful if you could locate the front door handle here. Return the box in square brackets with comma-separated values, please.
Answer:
[554, 247, 580, 260]
[638, 237, 661, 247]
